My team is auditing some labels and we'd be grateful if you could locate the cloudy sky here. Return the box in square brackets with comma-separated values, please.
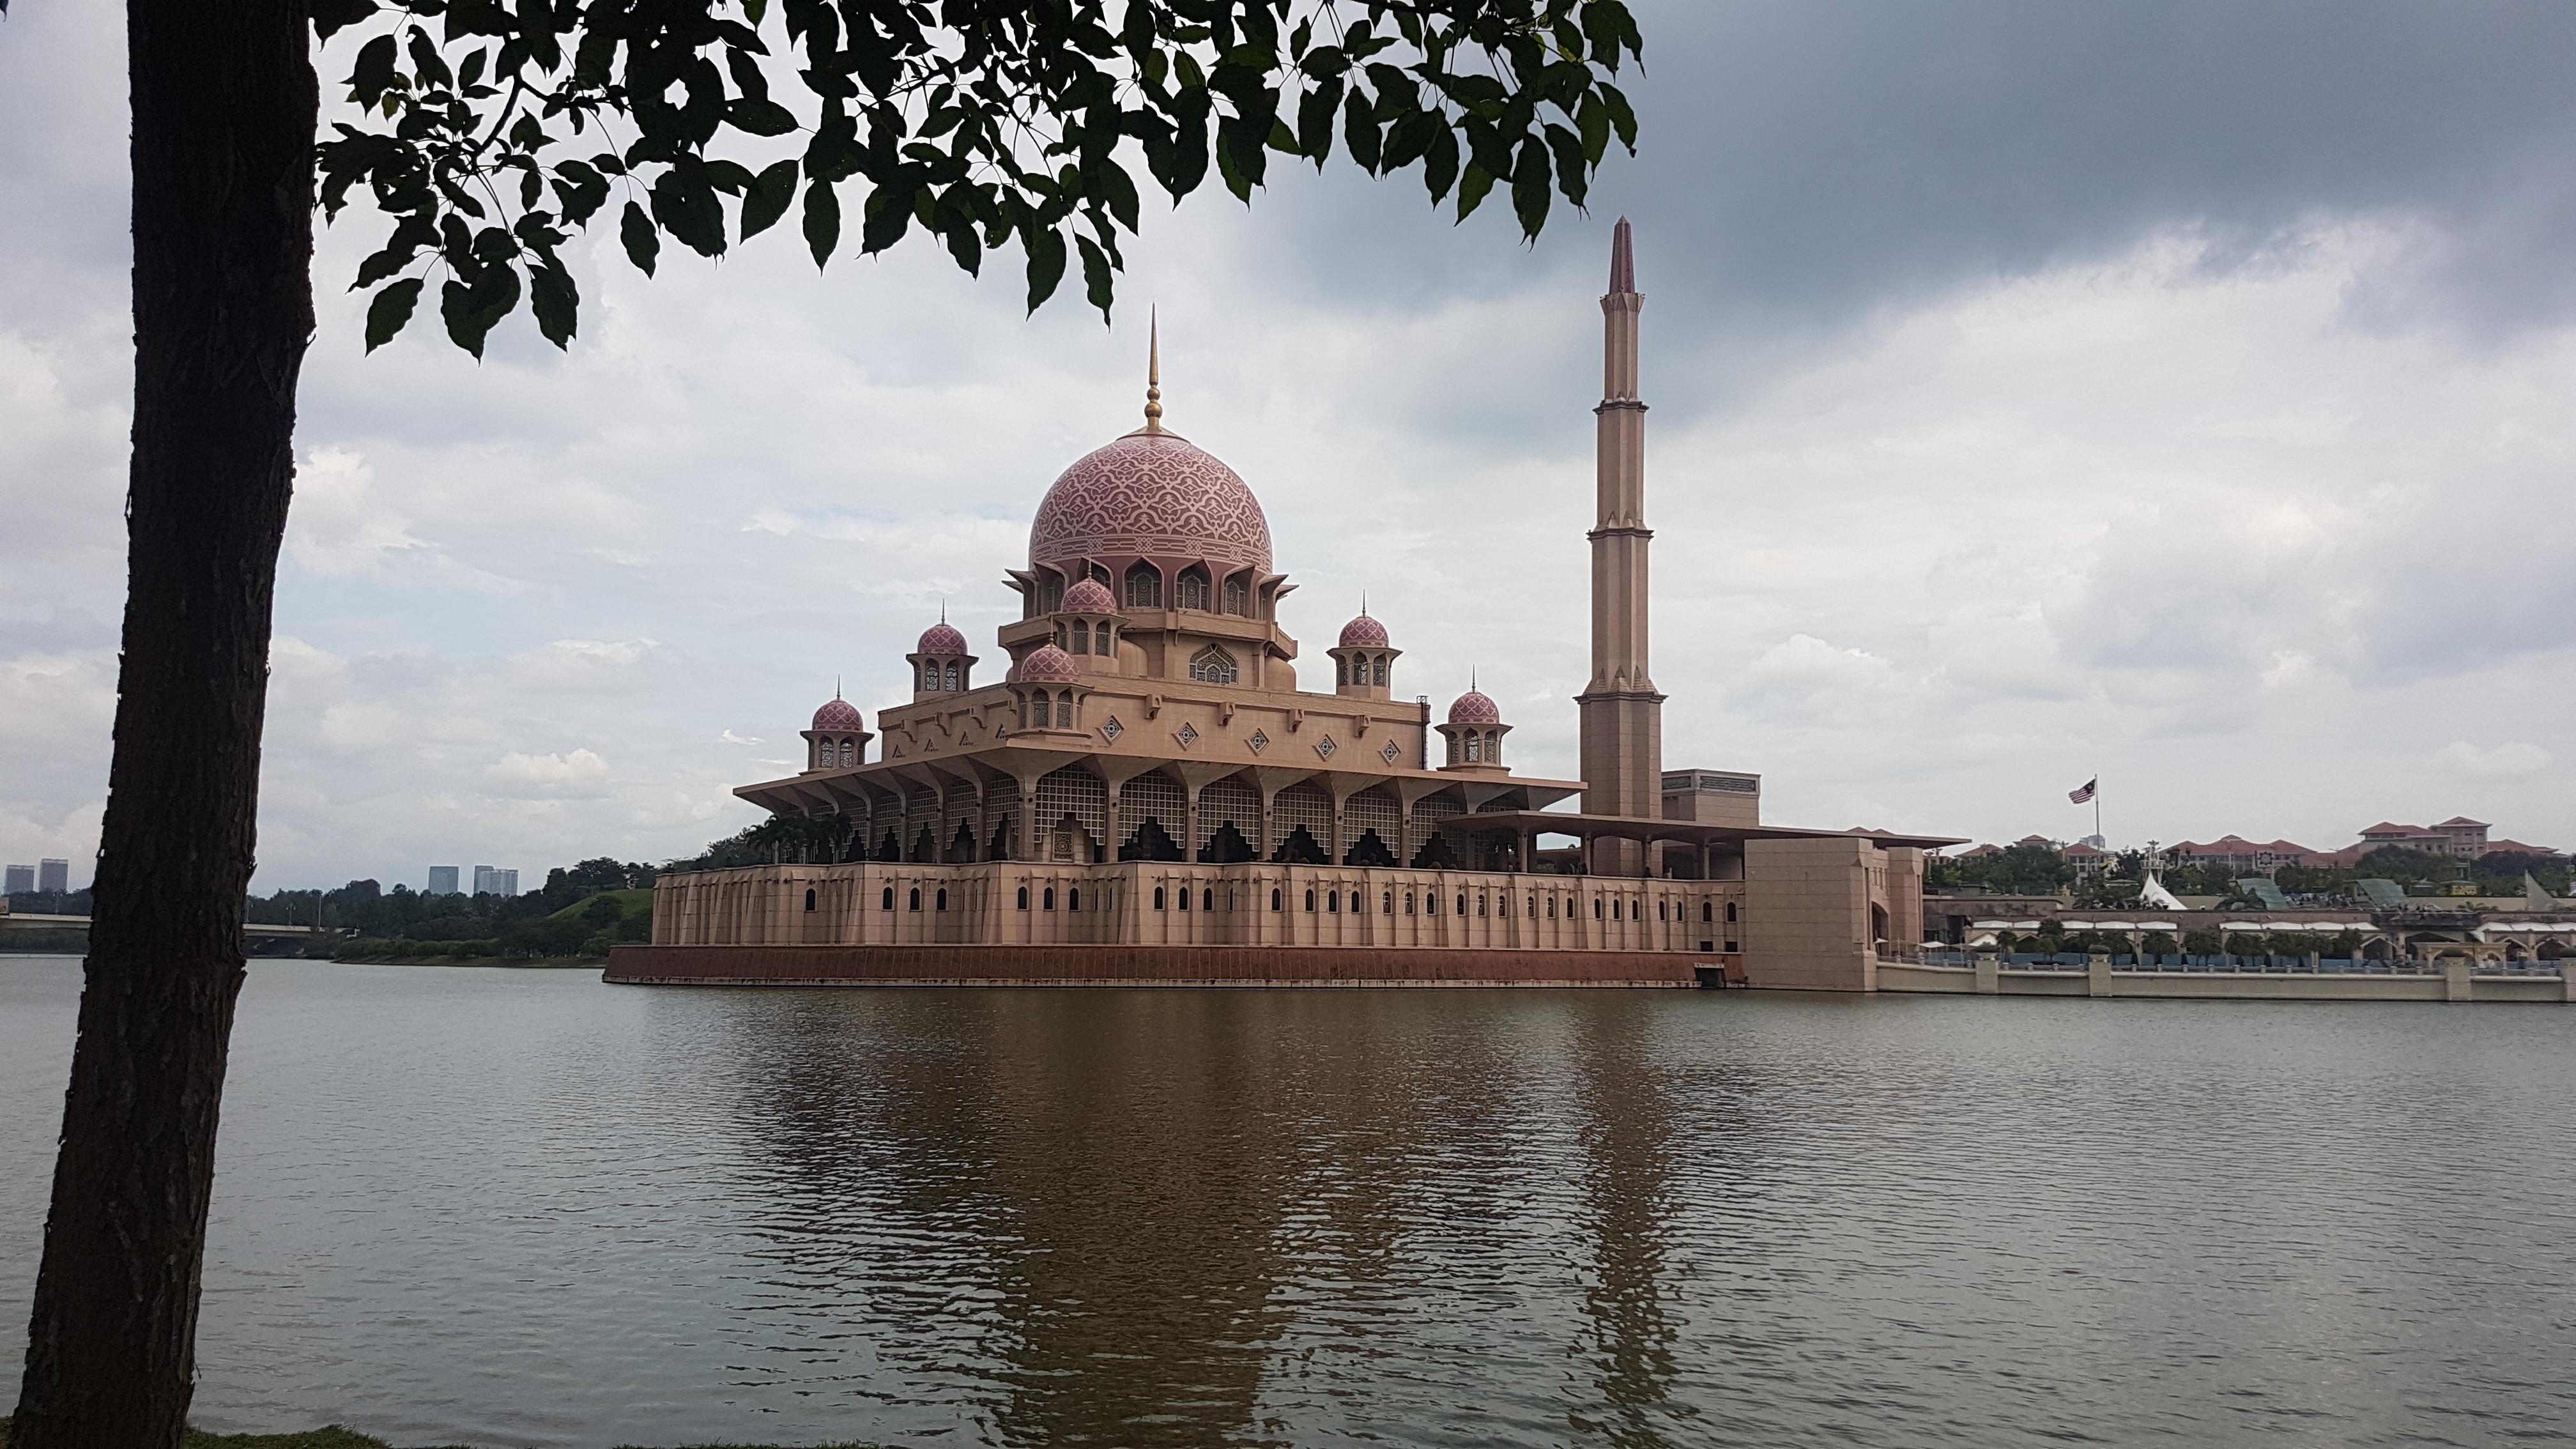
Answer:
[4, 1, 2572, 893]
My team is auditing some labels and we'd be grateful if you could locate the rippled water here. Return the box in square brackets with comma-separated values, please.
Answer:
[4, 956, 2573, 1448]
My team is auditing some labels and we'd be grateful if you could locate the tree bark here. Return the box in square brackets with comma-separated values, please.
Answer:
[11, 0, 315, 1441]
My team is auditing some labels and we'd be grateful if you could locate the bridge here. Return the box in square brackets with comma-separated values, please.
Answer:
[1, 913, 321, 939]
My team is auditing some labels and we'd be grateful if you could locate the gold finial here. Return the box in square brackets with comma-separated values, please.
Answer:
[1142, 307, 1166, 433]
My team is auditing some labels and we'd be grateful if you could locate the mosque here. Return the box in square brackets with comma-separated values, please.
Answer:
[618, 223, 1953, 990]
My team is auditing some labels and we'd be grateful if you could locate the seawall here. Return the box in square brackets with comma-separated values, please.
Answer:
[604, 943, 1705, 988]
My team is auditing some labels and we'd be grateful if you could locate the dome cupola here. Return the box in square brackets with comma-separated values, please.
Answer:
[1436, 678, 1510, 772]
[1009, 644, 1088, 735]
[906, 606, 977, 700]
[802, 686, 871, 772]
[1328, 601, 1400, 702]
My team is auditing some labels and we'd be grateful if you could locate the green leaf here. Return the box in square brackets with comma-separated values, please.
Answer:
[439, 263, 519, 358]
[1023, 226, 1066, 312]
[311, 0, 378, 42]
[1296, 75, 1343, 166]
[1545, 123, 1590, 207]
[1510, 137, 1554, 239]
[1453, 162, 1495, 221]
[725, 98, 799, 136]
[1423, 124, 1460, 202]
[1602, 81, 1638, 150]
[529, 259, 579, 348]
[619, 199, 658, 277]
[1341, 89, 1381, 172]
[801, 179, 840, 268]
[859, 185, 910, 254]
[741, 159, 797, 240]
[652, 167, 728, 257]
[363, 278, 422, 351]
[1074, 232, 1114, 321]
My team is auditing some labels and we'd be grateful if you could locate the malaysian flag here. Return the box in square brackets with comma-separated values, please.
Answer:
[2068, 777, 2098, 804]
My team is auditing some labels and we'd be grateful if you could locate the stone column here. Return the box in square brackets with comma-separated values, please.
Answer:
[1974, 950, 2000, 994]
[2087, 948, 2113, 997]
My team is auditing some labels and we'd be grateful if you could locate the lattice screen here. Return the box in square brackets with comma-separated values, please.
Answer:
[981, 783, 1019, 861]
[1271, 781, 1333, 859]
[1410, 794, 1464, 865]
[1197, 776, 1259, 855]
[1118, 772, 1185, 853]
[1344, 788, 1400, 864]
[1034, 765, 1107, 859]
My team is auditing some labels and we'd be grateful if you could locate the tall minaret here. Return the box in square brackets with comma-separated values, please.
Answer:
[1577, 218, 1665, 877]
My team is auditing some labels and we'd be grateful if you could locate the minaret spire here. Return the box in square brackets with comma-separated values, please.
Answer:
[1576, 217, 1664, 876]
[1141, 307, 1167, 433]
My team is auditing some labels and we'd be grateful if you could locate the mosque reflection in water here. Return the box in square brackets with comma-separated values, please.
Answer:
[698, 989, 1708, 1448]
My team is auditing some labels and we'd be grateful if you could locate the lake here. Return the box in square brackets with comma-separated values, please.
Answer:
[3, 956, 2572, 1447]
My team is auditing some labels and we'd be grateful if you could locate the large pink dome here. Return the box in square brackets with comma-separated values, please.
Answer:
[1029, 431, 1271, 578]
[1446, 689, 1500, 725]
[916, 621, 969, 655]
[812, 697, 864, 730]
[1338, 613, 1389, 648]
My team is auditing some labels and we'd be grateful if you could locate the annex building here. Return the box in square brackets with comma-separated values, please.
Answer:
[617, 224, 1954, 991]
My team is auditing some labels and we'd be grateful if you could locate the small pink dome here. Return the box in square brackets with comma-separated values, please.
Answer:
[1011, 644, 1081, 684]
[1060, 578, 1117, 613]
[1029, 431, 1272, 577]
[1446, 689, 1500, 725]
[916, 621, 969, 655]
[812, 697, 864, 731]
[1338, 613, 1388, 648]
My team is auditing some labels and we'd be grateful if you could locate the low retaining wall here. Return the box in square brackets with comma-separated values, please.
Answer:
[1875, 960, 2573, 1003]
[604, 944, 1705, 988]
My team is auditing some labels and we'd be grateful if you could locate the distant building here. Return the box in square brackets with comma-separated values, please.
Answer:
[427, 865, 461, 896]
[2163, 836, 2320, 875]
[471, 865, 518, 897]
[2333, 818, 2557, 866]
[37, 859, 69, 894]
[3, 864, 31, 895]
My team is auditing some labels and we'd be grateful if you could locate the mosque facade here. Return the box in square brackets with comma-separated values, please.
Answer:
[621, 224, 1950, 990]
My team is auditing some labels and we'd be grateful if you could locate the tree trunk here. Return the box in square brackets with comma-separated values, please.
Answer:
[11, 0, 315, 1441]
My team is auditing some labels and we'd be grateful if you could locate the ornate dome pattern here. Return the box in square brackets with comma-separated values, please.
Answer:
[1029, 432, 1272, 576]
[1011, 645, 1082, 684]
[1338, 613, 1389, 648]
[916, 621, 969, 655]
[1059, 578, 1118, 613]
[1446, 689, 1500, 725]
[811, 698, 864, 731]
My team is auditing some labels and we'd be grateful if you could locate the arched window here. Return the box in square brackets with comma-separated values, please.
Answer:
[1271, 887, 1283, 911]
[1069, 623, 1089, 656]
[1612, 899, 1622, 920]
[1594, 898, 1603, 919]
[1086, 562, 1112, 586]
[1124, 560, 1162, 609]
[1068, 887, 1081, 911]
[1477, 894, 1487, 917]
[1055, 696, 1073, 728]
[1726, 902, 1737, 923]
[1043, 886, 1056, 910]
[1406, 891, 1415, 914]
[1464, 735, 1482, 762]
[1017, 886, 1030, 909]
[1326, 891, 1338, 914]
[839, 740, 854, 766]
[1485, 732, 1500, 762]
[1177, 886, 1190, 912]
[1527, 895, 1537, 917]
[1303, 889, 1315, 912]
[1036, 571, 1064, 613]
[942, 663, 959, 690]
[1154, 886, 1167, 910]
[804, 887, 817, 912]
[935, 888, 948, 911]
[1372, 657, 1387, 685]
[1337, 657, 1349, 686]
[1349, 891, 1360, 914]
[1176, 566, 1210, 611]
[1702, 901, 1713, 922]
[1190, 646, 1238, 685]
[908, 887, 922, 911]
[1383, 891, 1393, 914]
[1548, 897, 1556, 917]
[1202, 888, 1213, 912]
[1222, 573, 1250, 615]
[1455, 893, 1467, 916]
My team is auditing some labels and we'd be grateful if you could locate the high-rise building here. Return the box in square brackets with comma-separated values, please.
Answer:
[471, 865, 519, 897]
[37, 859, 70, 894]
[1575, 218, 1666, 877]
[3, 864, 32, 895]
[427, 865, 461, 896]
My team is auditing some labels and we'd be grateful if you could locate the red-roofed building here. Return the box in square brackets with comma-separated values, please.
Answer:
[2165, 836, 2322, 875]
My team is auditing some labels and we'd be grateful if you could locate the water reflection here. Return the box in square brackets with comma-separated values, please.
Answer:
[4, 962, 2573, 1449]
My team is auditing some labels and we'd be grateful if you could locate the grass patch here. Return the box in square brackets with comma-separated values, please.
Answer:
[545, 888, 654, 925]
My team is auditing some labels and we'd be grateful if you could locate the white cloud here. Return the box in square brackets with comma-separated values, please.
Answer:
[491, 748, 611, 787]
[2433, 740, 2552, 780]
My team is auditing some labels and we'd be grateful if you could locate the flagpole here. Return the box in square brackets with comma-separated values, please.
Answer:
[2094, 776, 2102, 844]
